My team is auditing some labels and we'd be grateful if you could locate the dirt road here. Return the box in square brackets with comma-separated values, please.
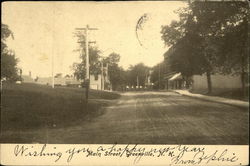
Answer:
[3, 91, 249, 144]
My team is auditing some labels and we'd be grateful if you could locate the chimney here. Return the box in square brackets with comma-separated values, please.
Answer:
[29, 71, 31, 77]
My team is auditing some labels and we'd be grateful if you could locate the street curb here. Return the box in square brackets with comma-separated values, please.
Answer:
[172, 90, 249, 109]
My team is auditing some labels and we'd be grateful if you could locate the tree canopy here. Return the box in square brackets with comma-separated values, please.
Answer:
[126, 63, 150, 87]
[161, 1, 249, 93]
[1, 24, 19, 81]
[104, 52, 126, 91]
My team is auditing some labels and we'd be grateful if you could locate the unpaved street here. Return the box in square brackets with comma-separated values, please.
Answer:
[3, 91, 248, 144]
[48, 91, 248, 144]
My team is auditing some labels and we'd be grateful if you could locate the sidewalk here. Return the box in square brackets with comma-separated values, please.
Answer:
[174, 90, 249, 109]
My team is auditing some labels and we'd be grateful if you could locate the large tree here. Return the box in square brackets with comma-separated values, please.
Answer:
[212, 2, 249, 95]
[126, 63, 150, 87]
[161, 1, 249, 93]
[104, 52, 126, 91]
[190, 1, 249, 93]
[1, 24, 19, 81]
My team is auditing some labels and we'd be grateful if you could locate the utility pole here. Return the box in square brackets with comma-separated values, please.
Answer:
[52, 53, 54, 88]
[20, 69, 22, 82]
[106, 63, 111, 91]
[75, 25, 98, 109]
[159, 64, 161, 90]
[101, 58, 104, 90]
[100, 48, 112, 91]
[85, 25, 89, 80]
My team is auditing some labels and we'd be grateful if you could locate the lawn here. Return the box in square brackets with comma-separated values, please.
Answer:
[1, 83, 120, 133]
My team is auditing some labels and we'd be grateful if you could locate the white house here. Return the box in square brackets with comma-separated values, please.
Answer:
[89, 73, 110, 90]
[89, 74, 101, 90]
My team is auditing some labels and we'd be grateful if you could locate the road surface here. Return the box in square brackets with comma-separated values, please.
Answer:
[4, 91, 249, 144]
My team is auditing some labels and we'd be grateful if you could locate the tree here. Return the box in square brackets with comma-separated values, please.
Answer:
[161, 1, 249, 94]
[161, 11, 211, 91]
[1, 24, 19, 81]
[103, 52, 120, 65]
[190, 1, 249, 94]
[212, 2, 249, 95]
[126, 63, 150, 88]
[72, 32, 101, 80]
[104, 52, 126, 91]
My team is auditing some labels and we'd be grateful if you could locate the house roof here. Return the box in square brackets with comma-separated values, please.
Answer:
[169, 73, 182, 81]
[164, 72, 178, 80]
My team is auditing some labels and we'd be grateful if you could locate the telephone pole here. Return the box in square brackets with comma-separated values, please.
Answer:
[100, 48, 113, 91]
[85, 26, 89, 80]
[101, 58, 104, 90]
[52, 53, 55, 88]
[76, 25, 98, 80]
[159, 64, 161, 90]
[75, 25, 98, 109]
[106, 63, 110, 91]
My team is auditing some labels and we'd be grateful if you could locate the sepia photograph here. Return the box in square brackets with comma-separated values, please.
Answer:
[1, 0, 249, 148]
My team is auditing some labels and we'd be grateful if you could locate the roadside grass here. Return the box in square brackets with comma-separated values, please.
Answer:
[1, 83, 120, 132]
[190, 86, 249, 101]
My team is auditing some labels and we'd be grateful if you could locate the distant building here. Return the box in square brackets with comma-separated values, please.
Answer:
[89, 74, 101, 90]
[35, 77, 52, 85]
[54, 73, 66, 86]
[89, 65, 111, 90]
[35, 74, 80, 87]
[21, 71, 34, 83]
[163, 45, 246, 91]
[164, 72, 244, 91]
[168, 73, 184, 89]
[192, 74, 243, 91]
[65, 76, 81, 87]
[163, 72, 192, 90]
[89, 73, 110, 90]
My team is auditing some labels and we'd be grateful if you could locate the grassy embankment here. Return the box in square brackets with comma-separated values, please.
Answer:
[1, 83, 120, 132]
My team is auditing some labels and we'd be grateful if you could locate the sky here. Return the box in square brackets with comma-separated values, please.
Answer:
[2, 1, 186, 77]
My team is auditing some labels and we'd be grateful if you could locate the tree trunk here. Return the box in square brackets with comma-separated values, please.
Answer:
[240, 16, 248, 98]
[241, 72, 246, 97]
[240, 57, 246, 98]
[241, 52, 246, 98]
[206, 71, 212, 94]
